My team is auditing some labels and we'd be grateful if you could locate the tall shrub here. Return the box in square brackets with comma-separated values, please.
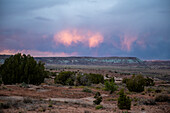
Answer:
[76, 73, 104, 86]
[144, 77, 155, 86]
[104, 80, 117, 94]
[0, 53, 47, 85]
[126, 75, 145, 92]
[93, 92, 102, 105]
[118, 89, 131, 110]
[54, 71, 76, 85]
[86, 73, 104, 84]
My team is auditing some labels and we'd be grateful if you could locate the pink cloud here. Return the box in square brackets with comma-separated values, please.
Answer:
[53, 29, 103, 48]
[112, 32, 138, 52]
[120, 34, 137, 51]
[0, 49, 77, 57]
[88, 32, 103, 48]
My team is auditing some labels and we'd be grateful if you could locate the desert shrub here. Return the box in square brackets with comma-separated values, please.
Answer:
[104, 80, 117, 94]
[86, 73, 104, 84]
[122, 77, 129, 84]
[76, 74, 90, 86]
[108, 77, 115, 82]
[133, 103, 137, 106]
[144, 77, 155, 86]
[46, 71, 56, 77]
[133, 97, 138, 102]
[23, 97, 33, 103]
[20, 82, 29, 88]
[141, 107, 145, 111]
[155, 89, 162, 93]
[84, 110, 91, 113]
[155, 94, 170, 102]
[0, 102, 10, 109]
[95, 105, 103, 109]
[76, 73, 104, 86]
[48, 104, 52, 107]
[122, 111, 128, 113]
[92, 83, 104, 89]
[48, 99, 53, 107]
[146, 87, 155, 93]
[54, 71, 76, 85]
[126, 75, 145, 92]
[93, 92, 102, 105]
[0, 53, 47, 85]
[140, 98, 156, 105]
[82, 87, 92, 93]
[118, 89, 131, 110]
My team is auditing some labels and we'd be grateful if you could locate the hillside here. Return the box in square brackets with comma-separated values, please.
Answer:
[35, 57, 143, 65]
[0, 55, 143, 65]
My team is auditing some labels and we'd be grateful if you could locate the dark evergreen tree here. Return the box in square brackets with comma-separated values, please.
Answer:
[76, 73, 104, 86]
[118, 89, 131, 110]
[126, 75, 145, 92]
[0, 53, 47, 85]
[93, 92, 102, 105]
[144, 77, 155, 86]
[86, 73, 104, 84]
[104, 79, 117, 94]
[54, 71, 76, 85]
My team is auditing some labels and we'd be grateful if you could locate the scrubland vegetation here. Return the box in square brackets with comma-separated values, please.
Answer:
[0, 53, 47, 85]
[0, 53, 169, 113]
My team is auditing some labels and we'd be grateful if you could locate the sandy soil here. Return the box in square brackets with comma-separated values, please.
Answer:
[0, 84, 170, 113]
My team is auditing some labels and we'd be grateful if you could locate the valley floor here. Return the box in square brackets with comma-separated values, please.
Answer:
[0, 84, 169, 113]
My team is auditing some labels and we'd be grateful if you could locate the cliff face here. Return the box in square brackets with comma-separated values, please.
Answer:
[0, 55, 143, 65]
[35, 57, 143, 65]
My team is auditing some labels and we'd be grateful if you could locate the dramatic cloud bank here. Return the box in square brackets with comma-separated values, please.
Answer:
[54, 29, 103, 48]
[0, 0, 170, 59]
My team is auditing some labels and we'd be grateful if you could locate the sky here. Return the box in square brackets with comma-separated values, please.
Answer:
[0, 0, 170, 60]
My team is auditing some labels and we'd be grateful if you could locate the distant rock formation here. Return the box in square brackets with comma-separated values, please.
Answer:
[35, 56, 143, 66]
[0, 55, 144, 65]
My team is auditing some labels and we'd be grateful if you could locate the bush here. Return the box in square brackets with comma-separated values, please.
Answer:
[140, 98, 156, 105]
[20, 82, 29, 88]
[54, 71, 76, 85]
[82, 87, 92, 93]
[155, 89, 162, 93]
[76, 74, 90, 86]
[46, 71, 56, 77]
[93, 92, 102, 105]
[118, 89, 131, 110]
[76, 73, 104, 86]
[144, 77, 155, 86]
[0, 53, 47, 85]
[104, 80, 117, 94]
[86, 73, 104, 84]
[23, 97, 33, 103]
[108, 77, 115, 82]
[146, 88, 155, 93]
[122, 77, 129, 84]
[126, 75, 145, 92]
[0, 102, 10, 109]
[95, 105, 103, 109]
[155, 94, 170, 102]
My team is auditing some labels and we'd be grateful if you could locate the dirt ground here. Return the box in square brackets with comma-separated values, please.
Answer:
[0, 84, 170, 113]
[1, 63, 170, 113]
